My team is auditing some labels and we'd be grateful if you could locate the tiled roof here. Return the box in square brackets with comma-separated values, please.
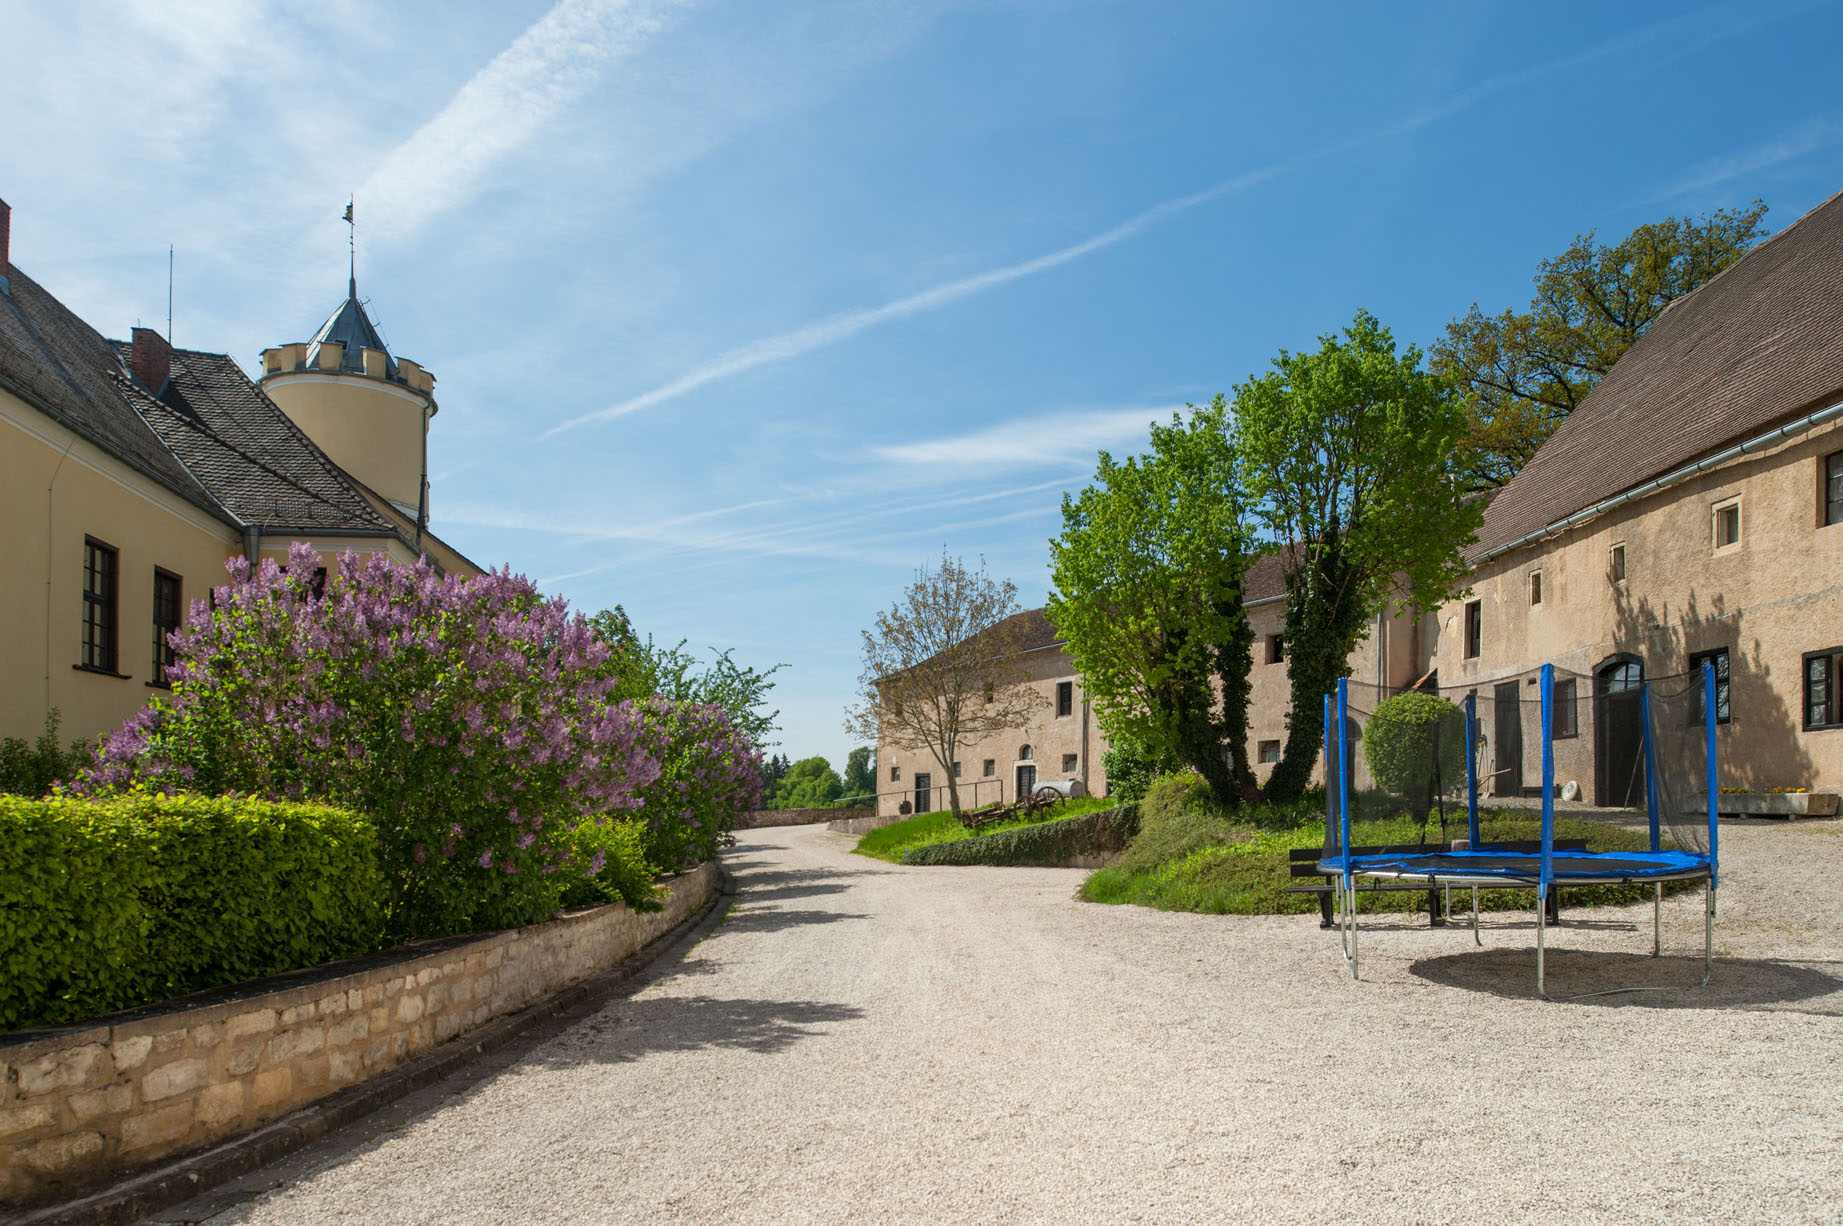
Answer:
[1473, 187, 1843, 557]
[0, 267, 221, 520]
[0, 261, 396, 537]
[110, 343, 396, 534]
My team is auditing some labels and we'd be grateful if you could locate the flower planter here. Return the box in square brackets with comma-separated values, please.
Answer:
[1689, 792, 1840, 819]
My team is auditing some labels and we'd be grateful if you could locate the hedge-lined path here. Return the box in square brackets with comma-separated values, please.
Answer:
[146, 821, 1843, 1225]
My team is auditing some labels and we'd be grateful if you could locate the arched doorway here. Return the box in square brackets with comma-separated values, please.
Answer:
[1594, 655, 1644, 808]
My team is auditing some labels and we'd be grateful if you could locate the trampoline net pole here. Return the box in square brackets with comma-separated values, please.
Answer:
[1704, 662, 1719, 891]
[1640, 681, 1663, 852]
[1464, 690, 1479, 849]
[1539, 663, 1555, 903]
[1338, 678, 1351, 894]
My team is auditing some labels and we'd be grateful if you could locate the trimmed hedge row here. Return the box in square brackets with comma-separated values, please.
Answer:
[901, 805, 1140, 867]
[0, 794, 384, 1030]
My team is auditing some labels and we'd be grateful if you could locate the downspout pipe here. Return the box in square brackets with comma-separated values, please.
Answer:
[242, 526, 261, 565]
[1473, 397, 1843, 566]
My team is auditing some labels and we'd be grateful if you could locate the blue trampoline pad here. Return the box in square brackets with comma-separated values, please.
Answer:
[1318, 847, 1711, 884]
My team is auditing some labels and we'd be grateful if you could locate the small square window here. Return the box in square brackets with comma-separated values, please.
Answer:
[1529, 571, 1542, 606]
[1688, 647, 1732, 725]
[1824, 451, 1843, 527]
[1463, 600, 1482, 660]
[1610, 542, 1627, 583]
[889, 766, 900, 782]
[1258, 739, 1281, 764]
[1056, 681, 1073, 718]
[1713, 499, 1741, 551]
[982, 759, 995, 777]
[1266, 634, 1285, 664]
[1060, 753, 1077, 773]
[1805, 647, 1843, 730]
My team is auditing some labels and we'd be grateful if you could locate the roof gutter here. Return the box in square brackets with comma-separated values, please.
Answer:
[1472, 396, 1843, 566]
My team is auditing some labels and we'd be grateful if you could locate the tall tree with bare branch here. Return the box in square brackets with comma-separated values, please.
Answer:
[844, 552, 1045, 814]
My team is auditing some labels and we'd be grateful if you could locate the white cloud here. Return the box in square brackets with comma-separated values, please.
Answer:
[1644, 120, 1842, 203]
[870, 406, 1178, 468]
[359, 0, 694, 242]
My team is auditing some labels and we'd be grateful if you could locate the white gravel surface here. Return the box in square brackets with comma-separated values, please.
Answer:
[150, 820, 1843, 1226]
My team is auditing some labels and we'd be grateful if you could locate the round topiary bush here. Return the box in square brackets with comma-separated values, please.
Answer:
[1361, 691, 1467, 814]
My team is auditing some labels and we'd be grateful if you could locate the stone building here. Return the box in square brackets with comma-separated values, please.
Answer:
[879, 187, 1843, 811]
[0, 198, 479, 744]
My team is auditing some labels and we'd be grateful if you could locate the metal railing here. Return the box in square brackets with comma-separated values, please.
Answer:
[848, 778, 1012, 814]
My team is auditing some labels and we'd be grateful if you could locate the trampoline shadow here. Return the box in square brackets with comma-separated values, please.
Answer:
[1410, 948, 1843, 1012]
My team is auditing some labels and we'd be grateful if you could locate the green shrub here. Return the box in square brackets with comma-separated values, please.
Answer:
[901, 806, 1139, 866]
[1113, 773, 1240, 872]
[0, 793, 384, 1031]
[1100, 736, 1181, 808]
[558, 815, 661, 912]
[1362, 691, 1467, 810]
[0, 711, 91, 798]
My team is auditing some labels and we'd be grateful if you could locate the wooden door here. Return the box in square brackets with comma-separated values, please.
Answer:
[1493, 681, 1523, 797]
[1595, 658, 1644, 808]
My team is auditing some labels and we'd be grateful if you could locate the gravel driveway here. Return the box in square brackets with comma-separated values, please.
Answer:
[149, 820, 1843, 1226]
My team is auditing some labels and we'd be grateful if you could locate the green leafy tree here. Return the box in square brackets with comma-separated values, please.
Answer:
[1362, 691, 1467, 828]
[1432, 201, 1769, 489]
[773, 756, 844, 809]
[844, 551, 1045, 815]
[1237, 311, 1482, 803]
[1049, 399, 1257, 807]
[1099, 733, 1182, 808]
[759, 751, 791, 798]
[589, 605, 784, 749]
[841, 746, 877, 802]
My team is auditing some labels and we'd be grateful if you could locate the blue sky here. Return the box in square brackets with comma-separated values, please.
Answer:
[6, 0, 1843, 771]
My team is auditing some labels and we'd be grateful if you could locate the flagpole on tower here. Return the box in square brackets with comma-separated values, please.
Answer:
[343, 196, 355, 299]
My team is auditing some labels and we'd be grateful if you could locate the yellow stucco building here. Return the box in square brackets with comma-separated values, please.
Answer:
[0, 198, 480, 745]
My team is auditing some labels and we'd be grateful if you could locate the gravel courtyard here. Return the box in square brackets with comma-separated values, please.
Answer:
[150, 820, 1843, 1226]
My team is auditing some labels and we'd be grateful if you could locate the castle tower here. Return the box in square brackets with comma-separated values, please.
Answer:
[259, 272, 437, 525]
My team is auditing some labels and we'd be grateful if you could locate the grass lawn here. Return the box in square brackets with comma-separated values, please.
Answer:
[854, 797, 1118, 863]
[1081, 811, 1685, 916]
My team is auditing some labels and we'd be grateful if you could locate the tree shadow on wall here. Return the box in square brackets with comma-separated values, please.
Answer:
[1608, 580, 1818, 793]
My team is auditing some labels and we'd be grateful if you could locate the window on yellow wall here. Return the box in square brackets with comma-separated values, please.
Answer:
[1826, 451, 1843, 526]
[1463, 600, 1482, 659]
[1610, 542, 1627, 583]
[1713, 498, 1741, 551]
[1529, 570, 1542, 606]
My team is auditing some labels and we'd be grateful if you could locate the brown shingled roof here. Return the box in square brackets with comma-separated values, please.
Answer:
[1473, 187, 1843, 557]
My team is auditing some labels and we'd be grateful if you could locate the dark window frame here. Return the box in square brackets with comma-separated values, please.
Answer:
[889, 765, 901, 782]
[1687, 647, 1733, 726]
[150, 568, 182, 688]
[1823, 450, 1843, 527]
[1610, 541, 1627, 584]
[1061, 753, 1078, 773]
[1019, 744, 1033, 761]
[982, 759, 996, 777]
[1257, 739, 1282, 764]
[1804, 646, 1843, 731]
[1529, 570, 1542, 606]
[78, 536, 123, 676]
[1266, 633, 1285, 664]
[1463, 600, 1482, 660]
[1056, 681, 1074, 718]
[1551, 676, 1578, 739]
[953, 761, 962, 778]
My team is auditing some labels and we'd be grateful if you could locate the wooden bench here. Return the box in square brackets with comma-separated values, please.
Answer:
[1288, 839, 1590, 928]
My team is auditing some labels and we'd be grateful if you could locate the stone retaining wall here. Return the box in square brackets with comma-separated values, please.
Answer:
[0, 863, 718, 1208]
[746, 807, 871, 828]
[826, 811, 904, 835]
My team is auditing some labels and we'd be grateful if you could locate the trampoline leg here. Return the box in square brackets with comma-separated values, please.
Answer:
[1348, 879, 1360, 981]
[1471, 886, 1481, 947]
[1700, 884, 1715, 987]
[1653, 883, 1662, 958]
[1536, 894, 1548, 1000]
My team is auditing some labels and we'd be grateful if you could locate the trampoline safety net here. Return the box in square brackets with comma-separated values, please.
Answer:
[1322, 664, 1717, 884]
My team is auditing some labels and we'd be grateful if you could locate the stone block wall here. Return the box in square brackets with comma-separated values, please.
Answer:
[0, 863, 716, 1208]
[745, 807, 871, 828]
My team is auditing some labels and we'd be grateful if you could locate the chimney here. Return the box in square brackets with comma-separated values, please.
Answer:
[0, 198, 11, 295]
[130, 326, 172, 393]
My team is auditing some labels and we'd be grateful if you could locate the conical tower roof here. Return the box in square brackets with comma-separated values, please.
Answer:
[304, 275, 397, 379]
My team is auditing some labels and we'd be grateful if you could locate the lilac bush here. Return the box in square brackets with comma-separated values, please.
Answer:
[82, 544, 663, 938]
[629, 697, 764, 871]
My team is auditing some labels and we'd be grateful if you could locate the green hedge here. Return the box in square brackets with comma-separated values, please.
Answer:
[901, 806, 1139, 867]
[0, 794, 384, 1030]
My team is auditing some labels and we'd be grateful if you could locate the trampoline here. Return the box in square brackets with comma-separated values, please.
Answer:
[1319, 662, 1719, 999]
